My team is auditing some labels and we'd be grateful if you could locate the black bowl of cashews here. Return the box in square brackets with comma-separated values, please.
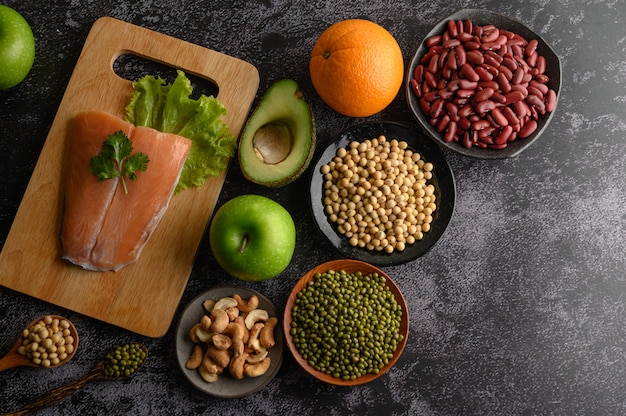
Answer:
[406, 8, 562, 159]
[175, 286, 283, 398]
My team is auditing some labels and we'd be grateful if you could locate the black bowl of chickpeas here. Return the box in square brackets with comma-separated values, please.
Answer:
[406, 9, 562, 159]
[309, 121, 455, 266]
[283, 259, 409, 386]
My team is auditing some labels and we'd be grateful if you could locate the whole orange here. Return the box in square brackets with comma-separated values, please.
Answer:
[309, 19, 404, 117]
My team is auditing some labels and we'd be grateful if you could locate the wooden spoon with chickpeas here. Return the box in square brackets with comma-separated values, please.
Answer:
[0, 315, 78, 372]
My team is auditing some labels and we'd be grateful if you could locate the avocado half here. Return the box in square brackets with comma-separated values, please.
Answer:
[238, 79, 316, 188]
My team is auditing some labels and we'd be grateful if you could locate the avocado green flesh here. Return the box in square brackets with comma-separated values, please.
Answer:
[239, 79, 315, 187]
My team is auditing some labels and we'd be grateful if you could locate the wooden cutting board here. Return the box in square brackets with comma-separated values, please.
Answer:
[0, 17, 259, 337]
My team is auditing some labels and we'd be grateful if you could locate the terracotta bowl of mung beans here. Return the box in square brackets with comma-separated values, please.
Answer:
[406, 9, 562, 159]
[309, 122, 455, 267]
[283, 259, 409, 386]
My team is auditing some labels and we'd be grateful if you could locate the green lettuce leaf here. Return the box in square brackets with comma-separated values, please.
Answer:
[125, 70, 236, 193]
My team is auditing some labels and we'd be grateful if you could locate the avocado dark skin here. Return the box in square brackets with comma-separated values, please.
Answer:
[238, 79, 315, 188]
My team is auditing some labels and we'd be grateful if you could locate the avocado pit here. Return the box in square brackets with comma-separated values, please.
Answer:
[253, 122, 293, 165]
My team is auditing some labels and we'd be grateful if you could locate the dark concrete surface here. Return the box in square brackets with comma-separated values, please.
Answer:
[1, 1, 625, 415]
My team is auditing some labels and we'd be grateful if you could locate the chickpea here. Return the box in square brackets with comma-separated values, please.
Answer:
[320, 135, 438, 253]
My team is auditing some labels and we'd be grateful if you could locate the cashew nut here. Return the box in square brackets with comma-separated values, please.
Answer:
[211, 334, 232, 350]
[202, 299, 216, 313]
[206, 346, 232, 368]
[246, 349, 268, 364]
[244, 309, 269, 330]
[185, 344, 204, 369]
[229, 352, 248, 380]
[198, 365, 219, 383]
[233, 294, 259, 313]
[224, 306, 240, 321]
[200, 315, 212, 332]
[209, 308, 229, 333]
[243, 357, 271, 378]
[214, 297, 238, 310]
[188, 323, 202, 344]
[195, 326, 213, 344]
[234, 317, 250, 343]
[202, 352, 222, 374]
[259, 317, 278, 348]
[247, 322, 264, 350]
[222, 322, 246, 341]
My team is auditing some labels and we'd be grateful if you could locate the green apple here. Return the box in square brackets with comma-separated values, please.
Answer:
[0, 5, 35, 90]
[209, 194, 296, 282]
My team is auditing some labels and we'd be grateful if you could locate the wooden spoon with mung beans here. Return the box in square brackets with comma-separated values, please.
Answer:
[2, 342, 148, 416]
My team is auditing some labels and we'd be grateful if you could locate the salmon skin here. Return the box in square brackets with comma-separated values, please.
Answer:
[61, 111, 192, 272]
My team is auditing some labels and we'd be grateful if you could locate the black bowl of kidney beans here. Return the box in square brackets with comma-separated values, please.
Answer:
[406, 9, 561, 159]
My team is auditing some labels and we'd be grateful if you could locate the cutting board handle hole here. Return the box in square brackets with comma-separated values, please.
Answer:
[112, 53, 219, 98]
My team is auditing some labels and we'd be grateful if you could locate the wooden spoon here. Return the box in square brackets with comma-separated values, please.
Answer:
[0, 315, 79, 372]
[3, 342, 148, 416]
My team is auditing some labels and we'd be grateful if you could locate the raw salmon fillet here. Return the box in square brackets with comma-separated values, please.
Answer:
[61, 111, 192, 272]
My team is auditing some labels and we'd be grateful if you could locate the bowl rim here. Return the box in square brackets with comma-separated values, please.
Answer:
[309, 121, 456, 266]
[282, 259, 409, 386]
[405, 8, 562, 159]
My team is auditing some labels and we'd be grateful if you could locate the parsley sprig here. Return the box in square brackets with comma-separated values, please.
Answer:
[89, 131, 150, 194]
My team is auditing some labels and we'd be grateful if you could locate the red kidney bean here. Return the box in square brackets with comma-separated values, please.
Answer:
[499, 65, 513, 81]
[461, 63, 480, 82]
[505, 90, 525, 104]
[502, 106, 519, 125]
[426, 36, 442, 48]
[444, 121, 457, 142]
[535, 55, 546, 74]
[457, 89, 476, 98]
[458, 79, 478, 90]
[494, 125, 513, 144]
[428, 54, 440, 74]
[410, 79, 422, 98]
[526, 94, 546, 114]
[455, 45, 467, 66]
[436, 114, 451, 132]
[525, 39, 538, 57]
[497, 73, 512, 93]
[475, 100, 496, 115]
[475, 66, 493, 81]
[512, 100, 528, 118]
[413, 65, 425, 83]
[430, 98, 445, 118]
[411, 19, 557, 151]
[424, 71, 437, 89]
[545, 89, 557, 112]
[447, 20, 459, 38]
[527, 85, 544, 99]
[491, 92, 507, 104]
[475, 87, 494, 102]
[458, 104, 474, 117]
[419, 97, 430, 114]
[443, 38, 461, 49]
[527, 51, 538, 67]
[530, 80, 549, 95]
[518, 119, 538, 138]
[490, 107, 508, 127]
[472, 119, 491, 131]
[511, 84, 529, 97]
[466, 50, 484, 65]
[446, 52, 458, 70]
[446, 102, 460, 121]
[458, 31, 473, 42]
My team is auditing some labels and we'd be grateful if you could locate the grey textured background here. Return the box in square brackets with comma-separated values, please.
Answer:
[1, 0, 625, 415]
